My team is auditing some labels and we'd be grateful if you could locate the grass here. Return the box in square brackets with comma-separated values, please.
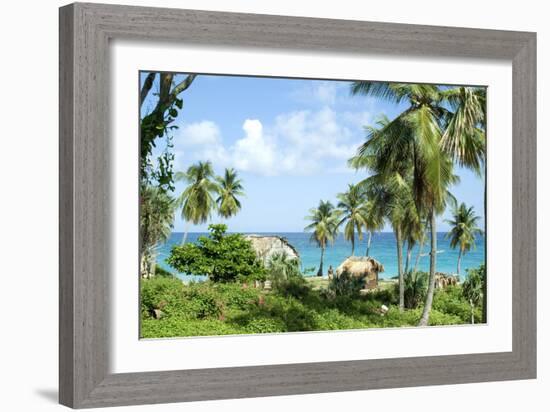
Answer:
[140, 274, 480, 339]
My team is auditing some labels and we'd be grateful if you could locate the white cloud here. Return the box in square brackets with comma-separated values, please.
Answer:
[172, 107, 366, 176]
[232, 120, 277, 175]
[290, 81, 339, 106]
[178, 120, 221, 146]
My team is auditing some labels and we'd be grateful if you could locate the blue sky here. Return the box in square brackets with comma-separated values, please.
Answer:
[141, 73, 485, 233]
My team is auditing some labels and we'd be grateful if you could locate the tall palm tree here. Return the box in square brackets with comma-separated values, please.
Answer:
[336, 184, 369, 256]
[175, 160, 219, 244]
[350, 83, 459, 324]
[445, 201, 483, 275]
[360, 171, 414, 311]
[440, 86, 487, 322]
[304, 200, 340, 277]
[215, 168, 245, 219]
[350, 115, 421, 312]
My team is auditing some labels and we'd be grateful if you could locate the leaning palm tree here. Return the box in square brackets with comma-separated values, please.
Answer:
[350, 84, 459, 324]
[175, 160, 219, 244]
[304, 200, 340, 277]
[215, 168, 245, 219]
[445, 201, 483, 275]
[336, 184, 369, 256]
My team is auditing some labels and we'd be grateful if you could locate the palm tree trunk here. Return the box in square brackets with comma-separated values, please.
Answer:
[396, 227, 404, 312]
[351, 234, 355, 256]
[366, 231, 372, 257]
[413, 230, 426, 273]
[457, 248, 463, 275]
[181, 222, 190, 245]
[317, 246, 325, 277]
[470, 299, 475, 324]
[404, 241, 413, 275]
[419, 208, 437, 326]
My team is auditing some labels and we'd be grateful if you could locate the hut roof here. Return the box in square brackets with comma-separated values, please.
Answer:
[336, 256, 385, 276]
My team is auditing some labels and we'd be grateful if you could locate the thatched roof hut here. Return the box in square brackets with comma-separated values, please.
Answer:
[336, 256, 385, 289]
[244, 235, 299, 265]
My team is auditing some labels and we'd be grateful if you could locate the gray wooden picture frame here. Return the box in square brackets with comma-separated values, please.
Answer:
[59, 2, 536, 408]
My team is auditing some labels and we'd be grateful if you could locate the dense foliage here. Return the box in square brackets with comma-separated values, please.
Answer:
[167, 224, 266, 283]
[141, 264, 486, 338]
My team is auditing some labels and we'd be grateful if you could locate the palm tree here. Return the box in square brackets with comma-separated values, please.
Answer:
[362, 172, 415, 311]
[462, 265, 485, 324]
[175, 160, 219, 244]
[445, 201, 483, 276]
[350, 84, 459, 324]
[139, 186, 175, 278]
[440, 86, 487, 323]
[336, 184, 369, 256]
[215, 168, 245, 219]
[304, 200, 340, 277]
[350, 115, 422, 312]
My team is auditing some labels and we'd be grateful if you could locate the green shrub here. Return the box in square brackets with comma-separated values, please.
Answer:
[274, 275, 310, 300]
[213, 282, 261, 310]
[366, 287, 398, 306]
[140, 276, 187, 317]
[183, 284, 224, 319]
[244, 317, 286, 333]
[266, 252, 301, 285]
[433, 286, 481, 323]
[328, 270, 364, 297]
[154, 265, 175, 278]
[401, 271, 428, 309]
[167, 224, 267, 283]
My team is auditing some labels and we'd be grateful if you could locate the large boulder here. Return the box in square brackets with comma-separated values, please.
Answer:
[244, 235, 299, 264]
[336, 256, 385, 289]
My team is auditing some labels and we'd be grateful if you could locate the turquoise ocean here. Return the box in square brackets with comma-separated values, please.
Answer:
[156, 232, 485, 282]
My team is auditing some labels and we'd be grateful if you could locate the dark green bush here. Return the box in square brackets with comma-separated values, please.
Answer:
[154, 265, 175, 278]
[433, 286, 481, 323]
[140, 276, 187, 317]
[167, 224, 267, 283]
[328, 271, 364, 297]
[401, 271, 428, 309]
[183, 284, 224, 319]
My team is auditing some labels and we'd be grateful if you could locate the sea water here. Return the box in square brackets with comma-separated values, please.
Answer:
[155, 232, 485, 282]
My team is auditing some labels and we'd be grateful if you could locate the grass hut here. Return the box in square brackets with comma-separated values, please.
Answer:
[336, 256, 385, 290]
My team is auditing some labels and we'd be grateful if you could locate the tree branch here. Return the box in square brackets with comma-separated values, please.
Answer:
[169, 74, 197, 102]
[139, 72, 156, 109]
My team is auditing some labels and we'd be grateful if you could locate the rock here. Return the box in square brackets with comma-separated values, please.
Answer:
[152, 309, 164, 319]
[244, 235, 300, 264]
[263, 280, 272, 290]
[380, 304, 389, 314]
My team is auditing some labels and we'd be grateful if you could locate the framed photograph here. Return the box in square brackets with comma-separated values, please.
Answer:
[59, 3, 536, 408]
